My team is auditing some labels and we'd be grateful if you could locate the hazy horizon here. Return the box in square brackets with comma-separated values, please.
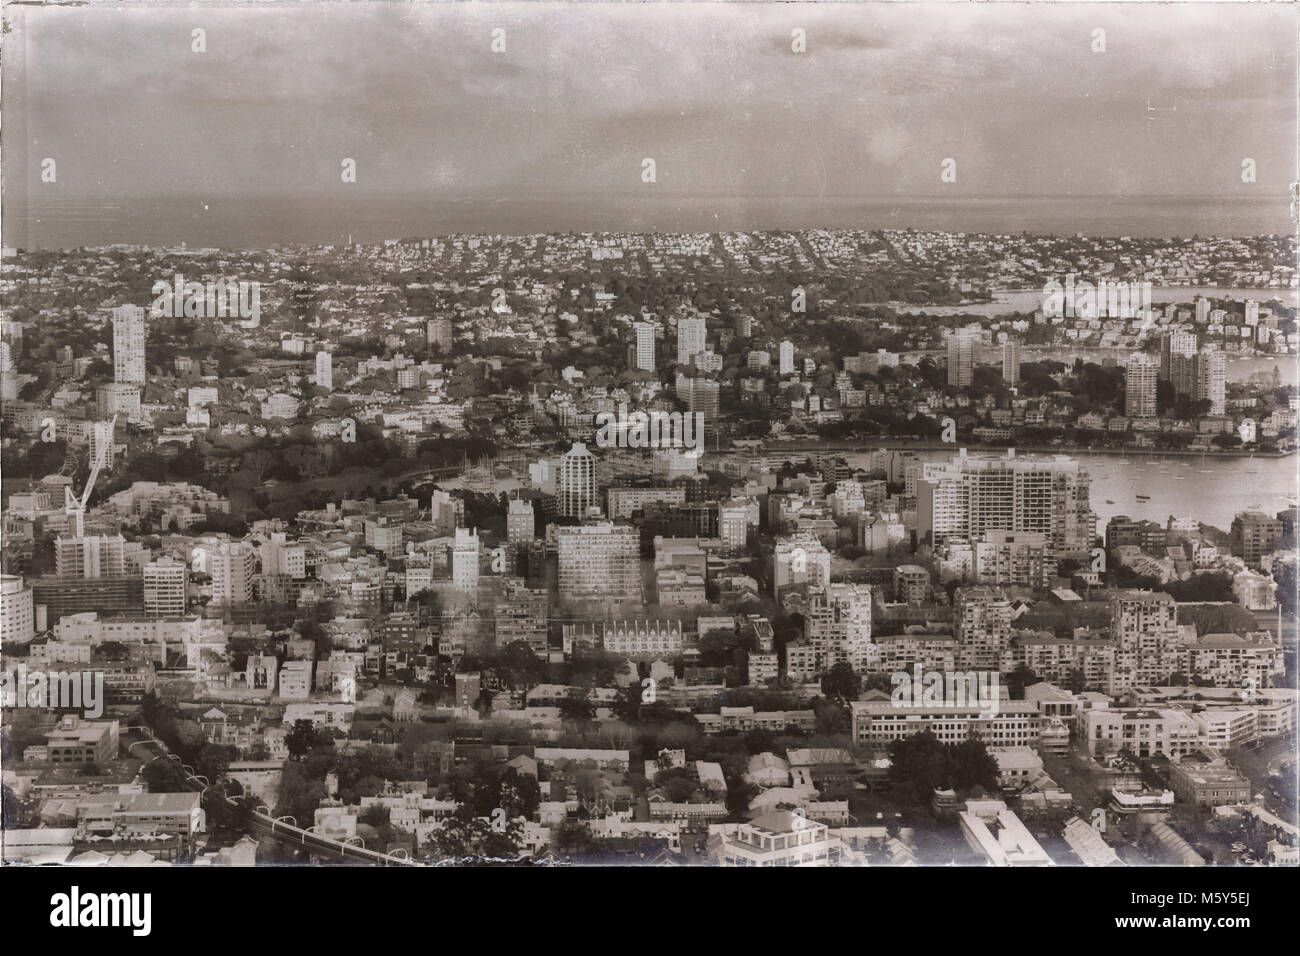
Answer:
[4, 2, 1296, 249]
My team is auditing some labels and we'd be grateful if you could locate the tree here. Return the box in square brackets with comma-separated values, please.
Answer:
[821, 662, 861, 702]
[196, 744, 232, 782]
[286, 719, 331, 758]
[558, 689, 597, 731]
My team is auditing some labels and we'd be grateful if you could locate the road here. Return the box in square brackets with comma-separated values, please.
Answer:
[122, 723, 420, 866]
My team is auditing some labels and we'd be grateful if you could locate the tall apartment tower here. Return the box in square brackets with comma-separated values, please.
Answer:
[677, 316, 707, 365]
[1110, 590, 1178, 690]
[451, 528, 480, 600]
[209, 540, 257, 605]
[112, 305, 147, 384]
[1, 574, 36, 644]
[143, 556, 188, 616]
[779, 340, 796, 376]
[1194, 296, 1211, 324]
[1195, 350, 1226, 416]
[89, 419, 116, 472]
[675, 373, 720, 423]
[954, 586, 1013, 671]
[315, 350, 333, 391]
[1002, 338, 1021, 385]
[633, 322, 656, 372]
[559, 442, 598, 517]
[1124, 353, 1158, 419]
[426, 316, 453, 352]
[1160, 330, 1198, 381]
[55, 534, 127, 579]
[507, 498, 535, 544]
[947, 324, 979, 387]
[917, 449, 1095, 557]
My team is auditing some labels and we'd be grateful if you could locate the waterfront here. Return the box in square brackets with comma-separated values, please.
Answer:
[836, 447, 1297, 530]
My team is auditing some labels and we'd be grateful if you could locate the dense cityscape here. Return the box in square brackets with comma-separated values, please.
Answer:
[1, 228, 1297, 868]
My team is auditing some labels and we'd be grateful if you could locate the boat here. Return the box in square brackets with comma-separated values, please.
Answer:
[1136, 494, 1151, 501]
[1105, 499, 1115, 505]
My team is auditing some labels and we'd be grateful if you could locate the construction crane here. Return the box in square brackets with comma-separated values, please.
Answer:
[65, 415, 117, 538]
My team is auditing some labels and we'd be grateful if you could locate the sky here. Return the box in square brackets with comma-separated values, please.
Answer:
[3, 1, 1296, 248]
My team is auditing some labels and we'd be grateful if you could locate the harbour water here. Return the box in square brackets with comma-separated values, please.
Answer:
[842, 448, 1297, 531]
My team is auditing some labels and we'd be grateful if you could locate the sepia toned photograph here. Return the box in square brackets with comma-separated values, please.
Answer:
[0, 0, 1296, 914]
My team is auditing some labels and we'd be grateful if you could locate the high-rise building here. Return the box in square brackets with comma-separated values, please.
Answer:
[143, 557, 188, 617]
[1194, 296, 1210, 325]
[557, 522, 642, 603]
[97, 382, 142, 419]
[559, 442, 598, 517]
[1002, 338, 1021, 385]
[494, 577, 549, 655]
[634, 322, 656, 372]
[718, 498, 753, 553]
[430, 489, 464, 537]
[112, 305, 147, 384]
[1110, 590, 1178, 689]
[1, 574, 35, 644]
[55, 534, 127, 579]
[773, 534, 831, 595]
[954, 586, 1013, 671]
[803, 583, 874, 674]
[946, 324, 979, 387]
[1124, 353, 1158, 419]
[1160, 330, 1197, 381]
[677, 316, 707, 365]
[208, 540, 257, 605]
[451, 527, 480, 600]
[675, 373, 720, 422]
[734, 315, 753, 339]
[426, 316, 453, 352]
[778, 340, 795, 376]
[917, 449, 1094, 557]
[1195, 350, 1226, 416]
[315, 350, 333, 391]
[507, 498, 535, 544]
[89, 419, 116, 471]
[1230, 509, 1284, 566]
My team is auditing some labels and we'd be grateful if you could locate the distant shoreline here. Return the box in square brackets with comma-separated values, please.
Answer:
[751, 438, 1294, 460]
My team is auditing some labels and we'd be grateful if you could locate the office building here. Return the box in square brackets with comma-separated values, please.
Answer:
[557, 522, 642, 603]
[507, 498, 535, 544]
